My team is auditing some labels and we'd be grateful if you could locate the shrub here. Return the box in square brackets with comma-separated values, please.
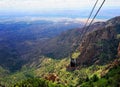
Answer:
[91, 74, 99, 82]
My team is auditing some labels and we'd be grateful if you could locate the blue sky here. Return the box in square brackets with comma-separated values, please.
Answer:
[0, 0, 120, 19]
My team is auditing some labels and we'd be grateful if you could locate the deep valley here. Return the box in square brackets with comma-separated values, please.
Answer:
[0, 16, 120, 87]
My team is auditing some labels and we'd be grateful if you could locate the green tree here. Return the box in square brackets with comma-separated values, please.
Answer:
[91, 74, 99, 82]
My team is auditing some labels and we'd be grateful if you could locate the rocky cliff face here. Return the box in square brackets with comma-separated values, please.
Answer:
[77, 16, 120, 65]
[117, 43, 120, 58]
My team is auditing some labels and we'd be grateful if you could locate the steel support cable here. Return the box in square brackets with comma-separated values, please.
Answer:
[70, 0, 99, 58]
[80, 0, 99, 42]
[80, 0, 106, 43]
[86, 0, 106, 32]
[83, 0, 99, 30]
[70, 0, 106, 60]
[71, 0, 99, 53]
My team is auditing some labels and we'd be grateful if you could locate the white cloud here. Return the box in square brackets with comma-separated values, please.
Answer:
[0, 0, 119, 12]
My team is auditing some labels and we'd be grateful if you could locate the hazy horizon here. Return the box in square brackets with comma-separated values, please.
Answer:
[0, 0, 120, 20]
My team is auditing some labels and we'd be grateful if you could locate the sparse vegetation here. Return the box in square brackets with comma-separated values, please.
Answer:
[72, 51, 80, 59]
[13, 78, 65, 87]
[81, 63, 120, 87]
[0, 57, 107, 87]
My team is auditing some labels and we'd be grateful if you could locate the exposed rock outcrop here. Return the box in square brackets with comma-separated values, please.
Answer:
[117, 43, 120, 57]
[76, 16, 120, 66]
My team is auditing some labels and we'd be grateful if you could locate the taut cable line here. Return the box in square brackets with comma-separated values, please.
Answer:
[80, 0, 99, 42]
[83, 0, 99, 30]
[69, 0, 106, 67]
[84, 0, 106, 34]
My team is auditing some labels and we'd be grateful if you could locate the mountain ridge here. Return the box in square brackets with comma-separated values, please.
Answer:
[76, 16, 120, 66]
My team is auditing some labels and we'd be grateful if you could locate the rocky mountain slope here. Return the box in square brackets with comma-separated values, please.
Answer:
[77, 16, 120, 65]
